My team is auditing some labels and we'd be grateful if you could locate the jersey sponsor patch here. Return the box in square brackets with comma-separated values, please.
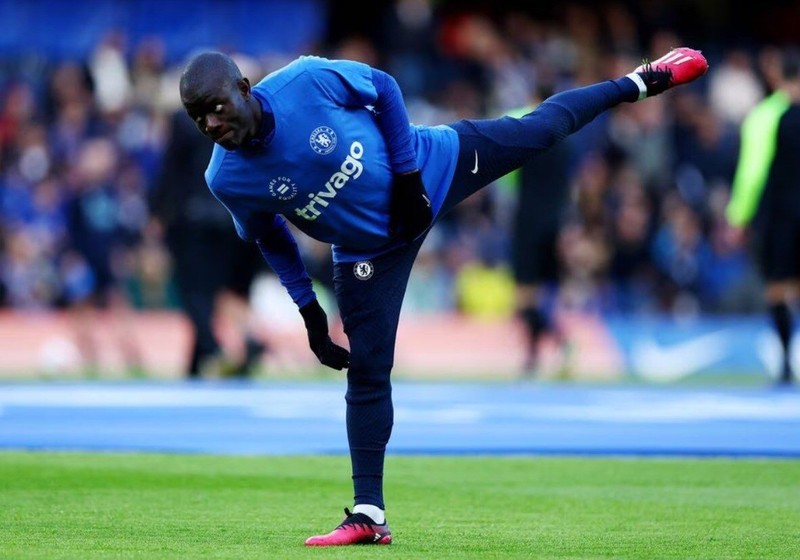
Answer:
[294, 141, 364, 221]
[353, 260, 374, 280]
[268, 176, 298, 201]
[309, 126, 338, 155]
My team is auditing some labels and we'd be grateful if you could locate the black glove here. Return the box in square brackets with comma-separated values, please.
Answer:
[388, 170, 433, 243]
[299, 300, 350, 370]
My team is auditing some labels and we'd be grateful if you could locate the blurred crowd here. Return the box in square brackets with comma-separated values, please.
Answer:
[0, 1, 785, 328]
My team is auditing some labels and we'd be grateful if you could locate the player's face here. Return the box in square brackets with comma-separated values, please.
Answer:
[182, 79, 254, 150]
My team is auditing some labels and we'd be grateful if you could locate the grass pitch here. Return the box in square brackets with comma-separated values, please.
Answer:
[1, 452, 798, 559]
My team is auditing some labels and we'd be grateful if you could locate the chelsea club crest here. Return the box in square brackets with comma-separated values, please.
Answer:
[309, 126, 338, 155]
[353, 261, 374, 280]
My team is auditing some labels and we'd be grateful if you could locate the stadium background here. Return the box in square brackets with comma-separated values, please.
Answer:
[0, 0, 799, 381]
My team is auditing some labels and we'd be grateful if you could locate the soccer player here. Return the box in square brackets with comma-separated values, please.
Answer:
[726, 47, 800, 386]
[179, 47, 708, 545]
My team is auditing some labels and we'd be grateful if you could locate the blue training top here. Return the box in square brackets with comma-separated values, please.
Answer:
[205, 56, 459, 263]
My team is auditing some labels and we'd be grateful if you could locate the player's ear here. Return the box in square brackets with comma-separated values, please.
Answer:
[239, 78, 251, 98]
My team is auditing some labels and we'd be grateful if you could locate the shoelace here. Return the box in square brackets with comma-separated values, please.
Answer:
[639, 61, 674, 85]
[337, 508, 375, 531]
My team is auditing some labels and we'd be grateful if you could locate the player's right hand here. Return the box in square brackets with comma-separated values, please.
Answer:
[299, 300, 350, 370]
[388, 170, 433, 243]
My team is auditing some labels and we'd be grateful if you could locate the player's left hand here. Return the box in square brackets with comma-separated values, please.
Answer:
[299, 300, 350, 370]
[388, 170, 433, 243]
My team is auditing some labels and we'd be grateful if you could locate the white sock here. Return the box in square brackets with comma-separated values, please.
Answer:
[625, 72, 648, 101]
[353, 504, 385, 524]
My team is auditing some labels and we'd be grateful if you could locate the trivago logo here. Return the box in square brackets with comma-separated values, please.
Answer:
[294, 141, 364, 221]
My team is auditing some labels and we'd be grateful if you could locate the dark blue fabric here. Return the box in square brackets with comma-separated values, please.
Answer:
[441, 78, 637, 215]
[371, 68, 417, 174]
[333, 237, 425, 508]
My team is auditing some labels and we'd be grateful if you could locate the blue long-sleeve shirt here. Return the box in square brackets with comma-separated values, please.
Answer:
[206, 56, 458, 256]
[205, 56, 458, 306]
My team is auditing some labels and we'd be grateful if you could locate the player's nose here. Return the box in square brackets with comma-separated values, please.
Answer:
[205, 114, 223, 135]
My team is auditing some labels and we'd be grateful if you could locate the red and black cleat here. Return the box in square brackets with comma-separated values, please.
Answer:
[634, 47, 709, 97]
[304, 508, 392, 546]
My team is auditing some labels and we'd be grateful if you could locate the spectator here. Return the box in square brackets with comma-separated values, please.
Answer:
[63, 138, 143, 375]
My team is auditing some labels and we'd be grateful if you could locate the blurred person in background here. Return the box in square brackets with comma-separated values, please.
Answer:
[453, 215, 515, 321]
[63, 138, 143, 376]
[178, 46, 707, 545]
[150, 108, 268, 378]
[555, 154, 615, 314]
[651, 191, 706, 314]
[498, 98, 576, 378]
[726, 46, 800, 386]
[605, 164, 659, 313]
[706, 48, 765, 128]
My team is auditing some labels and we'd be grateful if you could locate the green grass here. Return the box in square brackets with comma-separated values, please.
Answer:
[1, 453, 798, 559]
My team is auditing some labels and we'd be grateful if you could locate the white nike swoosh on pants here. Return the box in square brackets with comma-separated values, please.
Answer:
[470, 150, 479, 174]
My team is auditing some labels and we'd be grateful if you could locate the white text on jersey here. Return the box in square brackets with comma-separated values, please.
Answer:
[294, 141, 364, 221]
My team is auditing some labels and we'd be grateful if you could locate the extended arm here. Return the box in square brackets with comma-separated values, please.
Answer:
[256, 216, 349, 370]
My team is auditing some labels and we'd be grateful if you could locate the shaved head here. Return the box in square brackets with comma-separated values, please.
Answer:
[179, 51, 260, 150]
[180, 51, 243, 102]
